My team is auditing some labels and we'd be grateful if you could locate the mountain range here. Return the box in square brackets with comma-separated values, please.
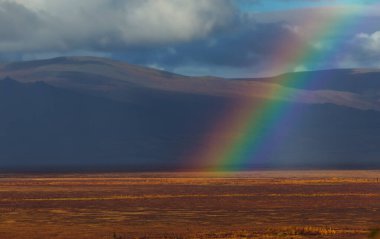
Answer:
[1, 57, 380, 171]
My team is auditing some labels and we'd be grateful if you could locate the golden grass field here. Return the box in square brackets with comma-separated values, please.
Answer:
[0, 171, 379, 239]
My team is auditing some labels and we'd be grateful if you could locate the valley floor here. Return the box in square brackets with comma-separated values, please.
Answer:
[0, 171, 379, 239]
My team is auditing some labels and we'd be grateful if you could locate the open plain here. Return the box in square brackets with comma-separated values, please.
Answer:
[0, 171, 379, 239]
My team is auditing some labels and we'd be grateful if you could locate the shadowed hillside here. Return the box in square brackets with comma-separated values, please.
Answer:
[1, 57, 380, 170]
[0, 77, 233, 170]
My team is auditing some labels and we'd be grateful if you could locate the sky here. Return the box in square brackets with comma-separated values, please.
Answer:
[1, 0, 380, 77]
[240, 0, 376, 12]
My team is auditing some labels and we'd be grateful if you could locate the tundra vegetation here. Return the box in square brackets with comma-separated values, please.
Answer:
[0, 171, 379, 239]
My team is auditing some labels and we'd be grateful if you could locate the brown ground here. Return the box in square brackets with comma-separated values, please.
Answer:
[0, 171, 379, 239]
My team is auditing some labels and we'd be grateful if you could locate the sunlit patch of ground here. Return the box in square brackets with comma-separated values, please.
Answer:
[0, 170, 379, 239]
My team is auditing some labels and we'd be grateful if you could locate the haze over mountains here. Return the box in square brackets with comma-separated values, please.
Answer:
[1, 57, 380, 171]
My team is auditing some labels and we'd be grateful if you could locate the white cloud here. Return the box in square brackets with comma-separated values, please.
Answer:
[336, 31, 380, 69]
[354, 31, 380, 53]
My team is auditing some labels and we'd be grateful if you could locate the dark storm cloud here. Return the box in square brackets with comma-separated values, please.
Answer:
[0, 0, 236, 52]
[0, 2, 40, 40]
[116, 19, 301, 69]
[0, 1, 47, 51]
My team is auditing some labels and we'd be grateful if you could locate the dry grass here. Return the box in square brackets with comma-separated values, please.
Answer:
[370, 229, 380, 239]
[280, 226, 337, 236]
[0, 171, 379, 239]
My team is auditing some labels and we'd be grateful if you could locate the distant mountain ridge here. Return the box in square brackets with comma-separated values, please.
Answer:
[1, 57, 380, 111]
[1, 57, 380, 171]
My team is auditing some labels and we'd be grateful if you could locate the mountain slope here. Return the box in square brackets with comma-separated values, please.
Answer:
[1, 57, 380, 170]
[0, 78, 236, 170]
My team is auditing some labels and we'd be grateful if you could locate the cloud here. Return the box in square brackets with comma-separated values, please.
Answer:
[0, 1, 47, 51]
[335, 31, 380, 69]
[0, 0, 236, 52]
[112, 5, 380, 76]
[354, 31, 380, 54]
[1, 0, 380, 76]
[115, 19, 302, 69]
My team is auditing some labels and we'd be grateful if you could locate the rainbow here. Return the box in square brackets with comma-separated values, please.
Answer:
[187, 6, 367, 172]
